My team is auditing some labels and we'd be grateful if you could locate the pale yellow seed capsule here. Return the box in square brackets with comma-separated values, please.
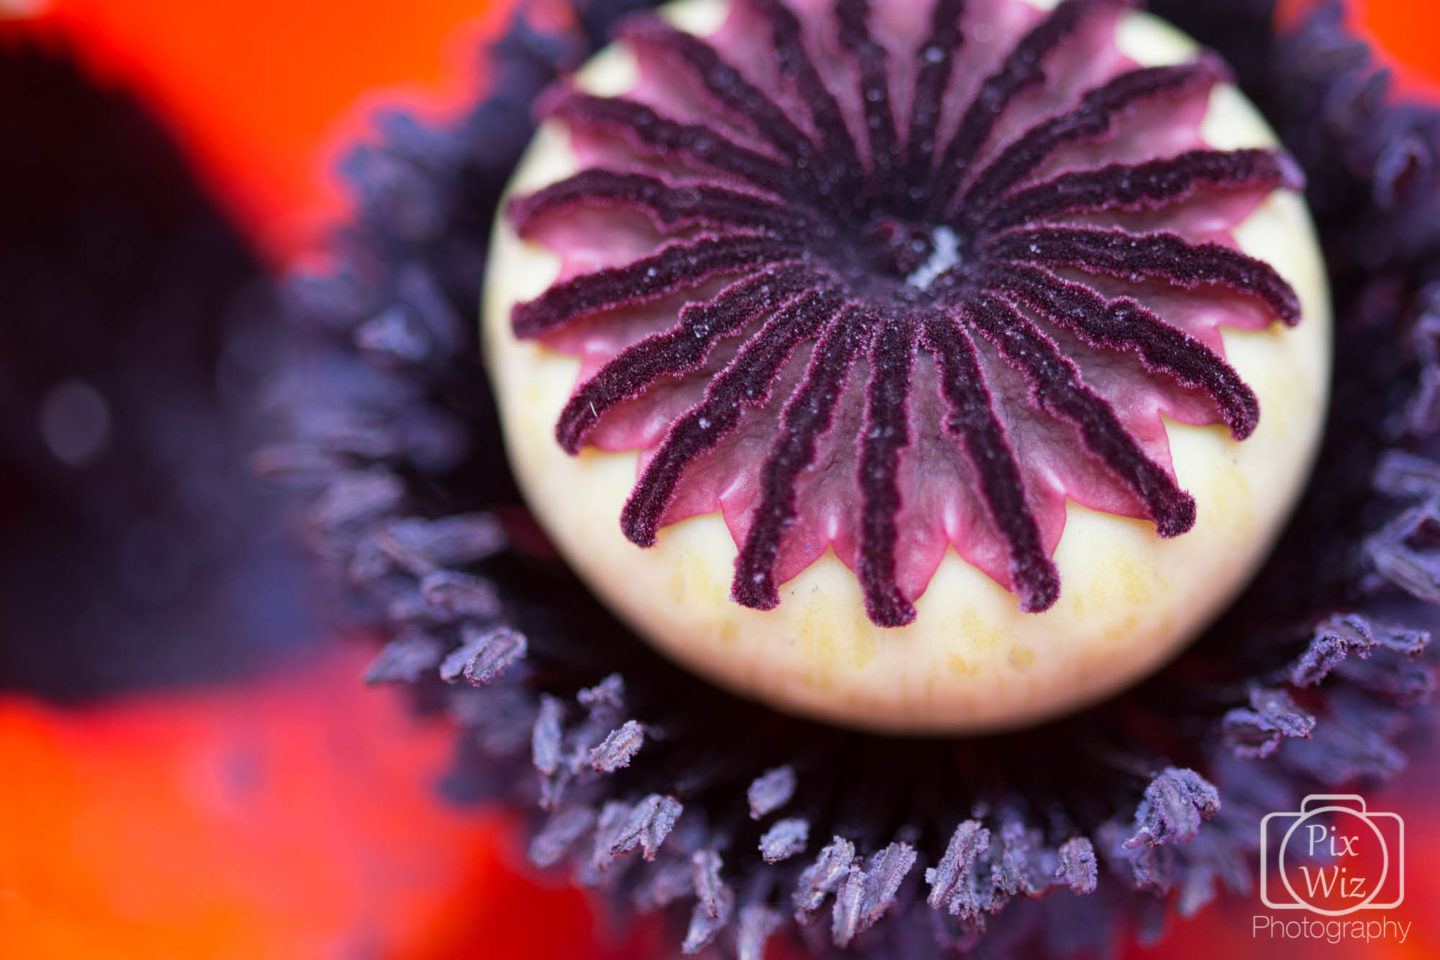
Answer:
[484, 0, 1333, 734]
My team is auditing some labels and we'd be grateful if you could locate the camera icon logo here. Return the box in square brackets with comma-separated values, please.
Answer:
[1260, 794, 1405, 916]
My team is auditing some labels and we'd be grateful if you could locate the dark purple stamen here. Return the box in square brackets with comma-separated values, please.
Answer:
[510, 0, 1301, 622]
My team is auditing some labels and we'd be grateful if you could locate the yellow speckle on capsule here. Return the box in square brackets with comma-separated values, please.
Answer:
[1008, 647, 1036, 670]
[948, 655, 980, 677]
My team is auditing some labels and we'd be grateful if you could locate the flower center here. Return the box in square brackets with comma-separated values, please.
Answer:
[856, 216, 966, 295]
[501, 0, 1312, 634]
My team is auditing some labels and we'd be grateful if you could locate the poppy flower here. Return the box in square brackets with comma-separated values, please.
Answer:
[256, 0, 1440, 954]
[1, 1, 1439, 959]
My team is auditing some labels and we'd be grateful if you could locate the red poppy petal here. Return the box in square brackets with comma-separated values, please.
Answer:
[14, 0, 519, 259]
[0, 644, 653, 959]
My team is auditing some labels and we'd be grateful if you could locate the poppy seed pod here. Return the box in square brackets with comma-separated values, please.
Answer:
[484, 0, 1332, 734]
[265, 0, 1438, 956]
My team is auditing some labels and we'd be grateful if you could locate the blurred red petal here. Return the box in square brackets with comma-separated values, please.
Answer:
[1127, 755, 1440, 960]
[1278, 0, 1440, 93]
[7, 0, 520, 259]
[0, 644, 654, 959]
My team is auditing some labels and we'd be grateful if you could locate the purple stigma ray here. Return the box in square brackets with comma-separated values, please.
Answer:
[932, 0, 1120, 205]
[858, 315, 920, 626]
[749, 0, 864, 201]
[621, 289, 845, 547]
[986, 226, 1301, 324]
[734, 307, 870, 610]
[986, 261, 1261, 438]
[512, 233, 797, 338]
[923, 315, 1061, 613]
[987, 147, 1298, 230]
[836, 0, 899, 194]
[509, 170, 811, 239]
[556, 264, 817, 452]
[962, 293, 1197, 538]
[617, 17, 822, 178]
[509, 0, 1304, 624]
[545, 90, 795, 194]
[954, 59, 1228, 216]
[903, 0, 967, 205]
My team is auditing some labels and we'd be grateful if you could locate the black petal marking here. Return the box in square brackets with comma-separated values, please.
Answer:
[512, 0, 1302, 622]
